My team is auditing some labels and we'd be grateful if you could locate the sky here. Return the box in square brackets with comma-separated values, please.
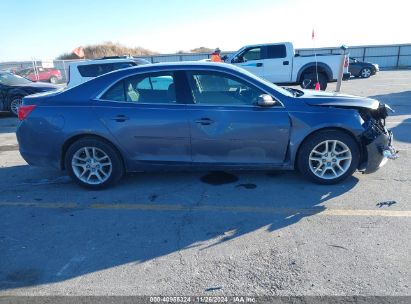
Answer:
[0, 0, 409, 61]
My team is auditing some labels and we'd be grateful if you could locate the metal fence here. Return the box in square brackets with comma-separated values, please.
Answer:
[295, 44, 411, 70]
[1, 43, 410, 84]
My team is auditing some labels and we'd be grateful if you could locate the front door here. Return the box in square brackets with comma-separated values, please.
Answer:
[185, 70, 290, 166]
[232, 47, 265, 78]
[94, 71, 191, 165]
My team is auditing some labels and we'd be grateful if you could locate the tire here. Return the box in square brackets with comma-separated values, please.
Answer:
[300, 72, 327, 91]
[65, 137, 124, 189]
[49, 76, 58, 84]
[360, 67, 372, 78]
[297, 130, 360, 184]
[9, 95, 23, 116]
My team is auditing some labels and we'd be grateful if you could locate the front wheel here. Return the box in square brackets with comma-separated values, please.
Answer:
[298, 130, 360, 184]
[65, 137, 124, 189]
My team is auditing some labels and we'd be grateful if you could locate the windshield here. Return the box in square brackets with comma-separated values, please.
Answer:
[236, 67, 293, 97]
[0, 72, 32, 85]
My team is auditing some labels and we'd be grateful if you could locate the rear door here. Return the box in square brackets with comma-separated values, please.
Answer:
[262, 44, 291, 83]
[185, 70, 290, 166]
[94, 71, 191, 166]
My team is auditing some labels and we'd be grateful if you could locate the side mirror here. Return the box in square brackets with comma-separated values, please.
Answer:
[221, 55, 228, 61]
[257, 94, 277, 107]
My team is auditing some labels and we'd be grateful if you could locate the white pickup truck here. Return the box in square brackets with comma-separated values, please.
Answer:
[224, 42, 347, 90]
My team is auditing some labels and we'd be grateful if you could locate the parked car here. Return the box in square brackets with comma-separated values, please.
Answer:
[16, 67, 63, 84]
[17, 62, 397, 189]
[223, 42, 350, 90]
[67, 57, 150, 88]
[0, 72, 59, 116]
[349, 57, 379, 78]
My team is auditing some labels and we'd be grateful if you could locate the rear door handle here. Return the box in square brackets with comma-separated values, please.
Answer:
[195, 118, 214, 125]
[283, 61, 289, 65]
[111, 115, 129, 122]
[256, 63, 263, 67]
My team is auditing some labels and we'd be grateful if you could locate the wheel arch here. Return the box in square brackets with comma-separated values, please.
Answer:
[297, 62, 333, 82]
[294, 127, 363, 170]
[61, 133, 126, 171]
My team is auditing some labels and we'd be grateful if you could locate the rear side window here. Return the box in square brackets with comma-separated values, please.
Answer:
[77, 62, 136, 77]
[111, 62, 137, 70]
[266, 45, 287, 59]
[101, 80, 125, 101]
[101, 72, 176, 104]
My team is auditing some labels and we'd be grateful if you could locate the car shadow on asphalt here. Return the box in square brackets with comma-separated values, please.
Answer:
[0, 113, 18, 134]
[370, 90, 411, 116]
[370, 91, 411, 144]
[0, 164, 359, 290]
[390, 118, 411, 144]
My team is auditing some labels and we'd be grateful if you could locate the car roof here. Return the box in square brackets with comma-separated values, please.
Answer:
[239, 42, 291, 49]
[91, 61, 248, 79]
[121, 61, 243, 71]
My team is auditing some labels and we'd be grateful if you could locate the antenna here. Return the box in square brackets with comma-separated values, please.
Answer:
[312, 28, 320, 90]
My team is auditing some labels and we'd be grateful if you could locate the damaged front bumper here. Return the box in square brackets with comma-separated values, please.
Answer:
[360, 129, 398, 174]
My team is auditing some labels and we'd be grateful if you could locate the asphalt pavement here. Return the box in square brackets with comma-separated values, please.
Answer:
[0, 71, 410, 297]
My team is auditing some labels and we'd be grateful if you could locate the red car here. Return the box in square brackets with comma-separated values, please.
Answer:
[16, 67, 62, 84]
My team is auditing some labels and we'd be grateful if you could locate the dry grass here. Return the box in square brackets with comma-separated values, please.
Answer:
[57, 42, 157, 59]
[190, 47, 214, 53]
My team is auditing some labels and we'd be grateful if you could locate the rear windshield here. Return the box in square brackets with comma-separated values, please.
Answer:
[0, 72, 32, 85]
[77, 62, 137, 77]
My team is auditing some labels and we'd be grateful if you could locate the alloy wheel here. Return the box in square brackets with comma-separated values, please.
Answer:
[10, 98, 22, 116]
[361, 68, 372, 78]
[308, 140, 352, 180]
[71, 146, 113, 185]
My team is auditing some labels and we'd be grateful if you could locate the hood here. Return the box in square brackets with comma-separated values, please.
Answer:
[300, 90, 380, 110]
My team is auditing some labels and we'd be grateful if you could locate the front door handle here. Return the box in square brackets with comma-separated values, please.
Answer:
[283, 61, 289, 65]
[195, 118, 214, 125]
[256, 63, 263, 67]
[111, 115, 129, 122]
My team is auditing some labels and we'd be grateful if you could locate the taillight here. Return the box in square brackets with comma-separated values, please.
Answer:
[18, 105, 36, 121]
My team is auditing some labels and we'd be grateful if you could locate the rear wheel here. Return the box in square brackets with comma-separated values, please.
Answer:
[360, 67, 372, 78]
[298, 130, 359, 184]
[65, 137, 124, 189]
[9, 96, 23, 116]
[300, 72, 327, 91]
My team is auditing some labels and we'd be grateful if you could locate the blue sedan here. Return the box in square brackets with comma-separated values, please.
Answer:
[16, 62, 397, 189]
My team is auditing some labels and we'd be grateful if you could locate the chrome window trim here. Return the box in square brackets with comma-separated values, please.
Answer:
[93, 98, 182, 106]
[94, 98, 283, 109]
[95, 66, 285, 108]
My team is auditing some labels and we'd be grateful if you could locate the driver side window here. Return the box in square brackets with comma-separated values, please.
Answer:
[241, 47, 262, 62]
[186, 71, 263, 106]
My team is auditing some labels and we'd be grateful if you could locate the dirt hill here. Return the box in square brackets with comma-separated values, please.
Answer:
[57, 42, 157, 59]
